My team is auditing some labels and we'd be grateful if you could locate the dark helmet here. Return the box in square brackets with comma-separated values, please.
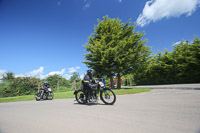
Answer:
[43, 81, 48, 85]
[87, 70, 93, 79]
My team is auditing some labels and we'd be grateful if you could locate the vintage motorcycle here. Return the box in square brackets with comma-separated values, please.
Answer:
[35, 88, 54, 101]
[74, 81, 116, 105]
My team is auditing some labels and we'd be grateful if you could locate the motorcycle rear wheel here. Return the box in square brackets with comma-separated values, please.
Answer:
[35, 92, 41, 101]
[75, 91, 87, 104]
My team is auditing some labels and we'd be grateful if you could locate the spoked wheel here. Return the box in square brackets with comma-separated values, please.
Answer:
[48, 92, 54, 100]
[42, 93, 47, 100]
[100, 88, 116, 105]
[35, 92, 41, 101]
[75, 90, 87, 104]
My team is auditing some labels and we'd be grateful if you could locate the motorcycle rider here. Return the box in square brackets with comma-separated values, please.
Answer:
[38, 81, 49, 100]
[82, 70, 96, 102]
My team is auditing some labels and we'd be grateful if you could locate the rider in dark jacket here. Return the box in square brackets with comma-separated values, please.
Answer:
[82, 70, 95, 101]
[39, 81, 49, 99]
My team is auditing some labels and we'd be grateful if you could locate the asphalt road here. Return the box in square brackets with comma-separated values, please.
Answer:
[0, 89, 200, 133]
[122, 83, 200, 90]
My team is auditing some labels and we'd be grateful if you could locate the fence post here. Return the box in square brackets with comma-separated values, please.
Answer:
[57, 80, 60, 92]
[38, 83, 40, 93]
[71, 80, 76, 91]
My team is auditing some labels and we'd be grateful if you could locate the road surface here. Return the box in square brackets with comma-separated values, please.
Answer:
[122, 83, 200, 90]
[0, 89, 200, 133]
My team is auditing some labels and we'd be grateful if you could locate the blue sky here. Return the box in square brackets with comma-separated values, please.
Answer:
[0, 0, 200, 79]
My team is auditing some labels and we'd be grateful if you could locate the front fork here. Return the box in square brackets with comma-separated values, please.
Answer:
[101, 88, 111, 99]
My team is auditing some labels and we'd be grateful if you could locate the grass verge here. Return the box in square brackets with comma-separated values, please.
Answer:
[0, 88, 150, 103]
[114, 88, 151, 95]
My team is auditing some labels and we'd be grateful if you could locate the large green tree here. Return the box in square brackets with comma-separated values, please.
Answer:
[83, 16, 151, 88]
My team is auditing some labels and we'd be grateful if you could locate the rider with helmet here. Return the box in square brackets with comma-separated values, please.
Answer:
[82, 70, 96, 101]
[38, 81, 50, 100]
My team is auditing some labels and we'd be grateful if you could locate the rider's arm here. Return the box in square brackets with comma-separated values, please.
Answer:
[83, 80, 90, 86]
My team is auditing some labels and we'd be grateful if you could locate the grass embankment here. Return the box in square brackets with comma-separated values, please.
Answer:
[0, 88, 151, 103]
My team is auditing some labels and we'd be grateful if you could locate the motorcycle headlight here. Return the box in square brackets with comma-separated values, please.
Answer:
[99, 82, 104, 88]
[48, 88, 52, 92]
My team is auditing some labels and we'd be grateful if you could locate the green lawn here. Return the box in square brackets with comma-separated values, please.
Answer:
[0, 88, 151, 103]
[114, 88, 151, 95]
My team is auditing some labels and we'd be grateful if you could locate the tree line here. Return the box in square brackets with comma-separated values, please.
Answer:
[0, 72, 81, 97]
[83, 16, 200, 88]
[133, 37, 200, 85]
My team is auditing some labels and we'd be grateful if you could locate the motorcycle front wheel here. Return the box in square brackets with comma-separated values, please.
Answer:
[75, 90, 87, 104]
[48, 92, 54, 100]
[100, 88, 116, 105]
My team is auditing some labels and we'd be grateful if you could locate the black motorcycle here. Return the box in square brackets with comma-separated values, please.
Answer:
[74, 81, 116, 105]
[35, 88, 54, 101]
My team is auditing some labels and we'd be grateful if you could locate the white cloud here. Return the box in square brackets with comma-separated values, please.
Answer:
[68, 66, 81, 73]
[83, 0, 91, 9]
[15, 74, 25, 78]
[84, 2, 91, 9]
[136, 0, 200, 27]
[173, 41, 182, 46]
[3, 66, 82, 80]
[80, 73, 85, 80]
[48, 68, 66, 76]
[26, 67, 44, 78]
[172, 40, 187, 47]
[15, 67, 45, 79]
[0, 70, 7, 79]
[22, 67, 66, 79]
[64, 74, 72, 80]
[40, 74, 47, 79]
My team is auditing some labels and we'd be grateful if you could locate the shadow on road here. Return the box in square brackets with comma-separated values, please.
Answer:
[73, 102, 112, 106]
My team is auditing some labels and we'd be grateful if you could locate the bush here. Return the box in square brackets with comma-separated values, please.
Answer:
[0, 82, 12, 97]
[0, 77, 40, 97]
[55, 86, 71, 92]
